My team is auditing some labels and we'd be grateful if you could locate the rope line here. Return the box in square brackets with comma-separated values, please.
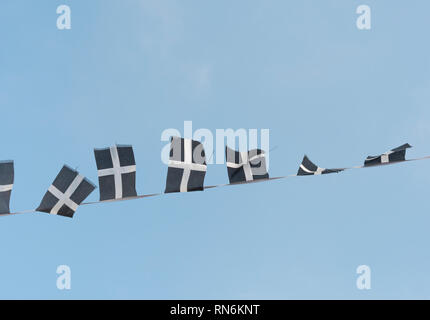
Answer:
[2, 155, 430, 218]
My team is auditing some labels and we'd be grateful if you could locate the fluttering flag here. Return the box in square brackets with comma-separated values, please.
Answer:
[0, 161, 14, 214]
[297, 155, 343, 176]
[225, 147, 269, 183]
[37, 165, 96, 218]
[94, 144, 137, 201]
[364, 143, 412, 167]
[165, 136, 207, 193]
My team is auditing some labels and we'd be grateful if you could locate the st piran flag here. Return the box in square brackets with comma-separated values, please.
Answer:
[165, 137, 207, 193]
[0, 161, 14, 214]
[37, 165, 95, 218]
[94, 145, 137, 201]
[297, 155, 343, 176]
[225, 146, 269, 183]
[364, 143, 412, 167]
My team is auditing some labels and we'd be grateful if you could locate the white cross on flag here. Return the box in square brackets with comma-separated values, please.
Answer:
[37, 165, 96, 218]
[165, 137, 207, 193]
[94, 144, 137, 201]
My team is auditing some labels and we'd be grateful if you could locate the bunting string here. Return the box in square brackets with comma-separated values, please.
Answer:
[0, 141, 427, 219]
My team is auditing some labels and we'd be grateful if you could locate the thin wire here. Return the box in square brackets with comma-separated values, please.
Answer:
[0, 209, 36, 217]
[2, 155, 430, 217]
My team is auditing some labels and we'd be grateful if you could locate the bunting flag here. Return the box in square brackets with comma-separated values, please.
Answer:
[165, 137, 207, 193]
[225, 146, 269, 183]
[94, 145, 137, 201]
[37, 165, 96, 218]
[297, 155, 343, 176]
[364, 143, 412, 167]
[0, 161, 14, 214]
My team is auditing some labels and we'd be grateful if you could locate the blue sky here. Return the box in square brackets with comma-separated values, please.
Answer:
[1, 0, 430, 299]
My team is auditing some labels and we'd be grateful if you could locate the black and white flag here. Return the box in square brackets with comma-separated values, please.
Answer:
[225, 147, 269, 183]
[37, 165, 95, 218]
[297, 155, 343, 176]
[165, 137, 207, 193]
[94, 145, 137, 201]
[0, 161, 14, 214]
[364, 143, 412, 167]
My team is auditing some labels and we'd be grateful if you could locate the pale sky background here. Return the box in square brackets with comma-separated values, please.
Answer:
[1, 0, 430, 299]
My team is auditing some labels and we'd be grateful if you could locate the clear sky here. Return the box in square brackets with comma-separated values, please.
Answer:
[1, 0, 430, 299]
